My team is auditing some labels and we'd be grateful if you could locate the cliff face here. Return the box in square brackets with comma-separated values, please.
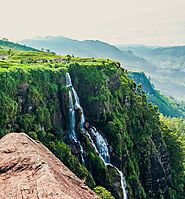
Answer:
[68, 63, 172, 199]
[128, 72, 185, 118]
[0, 48, 180, 199]
[0, 133, 98, 199]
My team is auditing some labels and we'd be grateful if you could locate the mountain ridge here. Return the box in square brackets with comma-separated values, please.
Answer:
[0, 39, 38, 52]
[21, 36, 154, 72]
[21, 35, 185, 101]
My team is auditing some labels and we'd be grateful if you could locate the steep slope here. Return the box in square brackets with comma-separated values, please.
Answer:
[118, 45, 185, 101]
[0, 39, 38, 52]
[0, 133, 98, 199]
[128, 72, 185, 117]
[124, 45, 185, 71]
[0, 45, 184, 198]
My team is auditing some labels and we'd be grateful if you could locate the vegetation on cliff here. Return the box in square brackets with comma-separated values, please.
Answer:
[160, 115, 185, 199]
[128, 72, 185, 118]
[0, 42, 184, 199]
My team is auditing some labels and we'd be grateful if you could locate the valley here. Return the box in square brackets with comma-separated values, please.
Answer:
[0, 39, 184, 198]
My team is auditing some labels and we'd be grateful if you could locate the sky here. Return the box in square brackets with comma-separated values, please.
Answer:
[0, 0, 185, 46]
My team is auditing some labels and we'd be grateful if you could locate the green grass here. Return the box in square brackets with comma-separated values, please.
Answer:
[0, 45, 117, 72]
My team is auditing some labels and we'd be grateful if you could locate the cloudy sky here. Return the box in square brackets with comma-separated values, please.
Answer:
[1, 0, 185, 45]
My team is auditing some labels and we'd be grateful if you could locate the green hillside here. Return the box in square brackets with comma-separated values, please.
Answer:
[22, 36, 185, 101]
[128, 72, 185, 118]
[0, 43, 184, 199]
[0, 39, 38, 52]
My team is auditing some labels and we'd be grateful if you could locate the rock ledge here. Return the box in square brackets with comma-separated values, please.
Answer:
[0, 133, 98, 199]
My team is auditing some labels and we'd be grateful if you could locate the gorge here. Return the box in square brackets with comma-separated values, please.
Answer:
[0, 41, 184, 199]
[66, 72, 127, 199]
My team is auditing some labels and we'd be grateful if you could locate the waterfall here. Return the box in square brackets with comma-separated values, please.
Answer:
[68, 90, 77, 141]
[119, 169, 128, 199]
[106, 163, 128, 199]
[71, 87, 85, 128]
[88, 127, 127, 199]
[66, 72, 72, 87]
[78, 141, 85, 166]
[66, 73, 85, 165]
[89, 127, 110, 164]
[66, 72, 127, 199]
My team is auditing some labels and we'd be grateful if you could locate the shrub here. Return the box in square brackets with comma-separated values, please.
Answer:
[94, 186, 115, 199]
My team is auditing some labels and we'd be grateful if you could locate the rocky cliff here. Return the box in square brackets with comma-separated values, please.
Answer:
[0, 133, 98, 199]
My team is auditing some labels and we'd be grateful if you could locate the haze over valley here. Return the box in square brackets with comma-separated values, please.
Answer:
[0, 0, 185, 199]
[22, 36, 185, 101]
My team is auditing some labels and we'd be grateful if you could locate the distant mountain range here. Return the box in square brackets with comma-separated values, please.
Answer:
[21, 36, 154, 72]
[118, 45, 185, 101]
[21, 36, 185, 101]
[118, 44, 185, 71]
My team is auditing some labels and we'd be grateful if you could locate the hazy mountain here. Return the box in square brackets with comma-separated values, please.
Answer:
[21, 36, 185, 101]
[117, 45, 185, 101]
[21, 36, 155, 72]
[119, 45, 185, 71]
[117, 44, 158, 52]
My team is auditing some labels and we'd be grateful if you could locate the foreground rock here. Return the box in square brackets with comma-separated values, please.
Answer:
[0, 133, 98, 199]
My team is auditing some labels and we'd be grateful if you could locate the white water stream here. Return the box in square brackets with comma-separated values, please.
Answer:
[66, 72, 127, 199]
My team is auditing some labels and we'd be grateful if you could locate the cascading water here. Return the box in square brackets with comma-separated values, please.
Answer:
[66, 72, 127, 199]
[119, 169, 127, 199]
[66, 73, 85, 165]
[66, 72, 72, 87]
[71, 87, 85, 128]
[89, 127, 110, 164]
[68, 90, 77, 141]
[87, 127, 127, 199]
[78, 140, 85, 166]
[106, 163, 128, 199]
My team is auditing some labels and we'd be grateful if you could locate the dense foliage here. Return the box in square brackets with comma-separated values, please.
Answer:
[94, 186, 115, 199]
[0, 43, 184, 199]
[68, 62, 181, 198]
[129, 72, 185, 118]
[160, 115, 185, 198]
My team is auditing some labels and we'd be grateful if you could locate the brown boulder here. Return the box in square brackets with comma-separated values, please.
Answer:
[0, 133, 98, 199]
